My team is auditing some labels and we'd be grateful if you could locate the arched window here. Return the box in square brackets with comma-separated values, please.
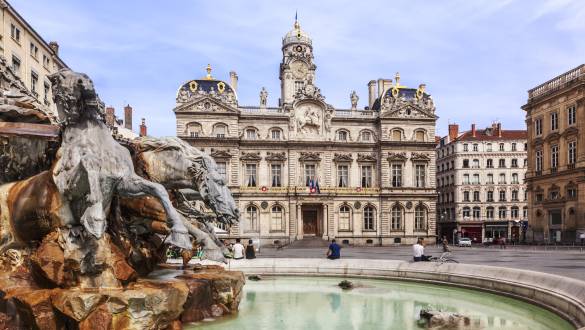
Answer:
[414, 205, 426, 230]
[337, 130, 348, 141]
[212, 123, 227, 138]
[472, 206, 480, 219]
[245, 205, 259, 232]
[270, 205, 284, 231]
[360, 130, 372, 142]
[339, 205, 351, 231]
[245, 128, 258, 140]
[363, 206, 375, 231]
[414, 130, 426, 142]
[186, 122, 202, 137]
[391, 129, 402, 141]
[391, 205, 403, 230]
[511, 206, 519, 219]
[270, 128, 282, 140]
[486, 207, 494, 219]
[462, 207, 470, 218]
[498, 207, 507, 219]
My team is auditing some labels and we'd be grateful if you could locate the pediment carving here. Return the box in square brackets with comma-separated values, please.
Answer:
[411, 153, 431, 162]
[387, 152, 407, 162]
[532, 137, 543, 147]
[265, 152, 287, 161]
[333, 153, 353, 162]
[562, 126, 579, 137]
[357, 153, 377, 163]
[210, 149, 232, 159]
[381, 104, 436, 119]
[545, 132, 560, 142]
[240, 151, 262, 162]
[299, 152, 321, 162]
[174, 96, 238, 113]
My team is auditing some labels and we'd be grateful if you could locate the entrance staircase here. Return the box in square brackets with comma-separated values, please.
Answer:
[287, 236, 330, 248]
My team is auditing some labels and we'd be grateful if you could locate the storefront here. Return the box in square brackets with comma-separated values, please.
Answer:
[459, 225, 482, 244]
[485, 223, 509, 240]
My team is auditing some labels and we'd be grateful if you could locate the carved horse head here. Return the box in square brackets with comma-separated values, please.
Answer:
[134, 137, 240, 225]
[48, 69, 103, 124]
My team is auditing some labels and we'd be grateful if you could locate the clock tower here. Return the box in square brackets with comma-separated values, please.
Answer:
[280, 18, 315, 105]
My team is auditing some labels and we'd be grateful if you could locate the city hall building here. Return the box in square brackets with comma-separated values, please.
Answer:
[174, 19, 438, 246]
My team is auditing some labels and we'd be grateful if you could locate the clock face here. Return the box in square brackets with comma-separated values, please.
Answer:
[291, 61, 308, 79]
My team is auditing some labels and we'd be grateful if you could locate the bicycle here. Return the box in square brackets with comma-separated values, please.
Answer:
[428, 252, 459, 264]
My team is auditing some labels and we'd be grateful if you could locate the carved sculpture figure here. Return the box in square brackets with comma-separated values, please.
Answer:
[48, 69, 192, 250]
[350, 90, 359, 110]
[260, 87, 268, 107]
[177, 87, 189, 102]
[296, 106, 321, 135]
[0, 67, 245, 328]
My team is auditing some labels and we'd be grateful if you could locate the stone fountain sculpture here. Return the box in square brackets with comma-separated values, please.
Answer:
[0, 65, 244, 329]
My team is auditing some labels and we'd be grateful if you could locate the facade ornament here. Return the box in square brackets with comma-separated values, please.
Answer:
[387, 152, 407, 162]
[411, 153, 431, 162]
[357, 153, 377, 163]
[265, 151, 287, 161]
[259, 87, 268, 108]
[350, 91, 359, 110]
[333, 153, 353, 162]
[177, 87, 190, 103]
[240, 151, 262, 162]
[210, 149, 232, 159]
[294, 83, 325, 102]
[298, 151, 321, 162]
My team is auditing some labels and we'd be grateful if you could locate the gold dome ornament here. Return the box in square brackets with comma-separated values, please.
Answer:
[416, 84, 426, 100]
[391, 72, 402, 98]
[217, 81, 226, 94]
[205, 64, 213, 80]
[189, 81, 198, 92]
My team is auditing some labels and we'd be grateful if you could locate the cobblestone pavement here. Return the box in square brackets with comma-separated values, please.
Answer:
[252, 245, 585, 281]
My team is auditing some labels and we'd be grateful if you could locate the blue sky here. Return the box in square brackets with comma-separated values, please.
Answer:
[13, 0, 585, 137]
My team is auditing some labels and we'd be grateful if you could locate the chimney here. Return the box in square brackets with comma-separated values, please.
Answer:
[367, 80, 377, 109]
[124, 104, 133, 130]
[497, 123, 502, 137]
[229, 71, 238, 93]
[377, 78, 385, 99]
[383, 79, 393, 96]
[139, 118, 147, 137]
[471, 124, 476, 137]
[448, 124, 459, 141]
[105, 106, 115, 127]
[49, 41, 59, 56]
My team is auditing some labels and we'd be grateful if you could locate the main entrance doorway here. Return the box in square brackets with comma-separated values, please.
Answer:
[301, 204, 322, 236]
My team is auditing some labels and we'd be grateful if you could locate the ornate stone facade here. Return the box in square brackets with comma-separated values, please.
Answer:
[522, 64, 585, 243]
[174, 19, 438, 246]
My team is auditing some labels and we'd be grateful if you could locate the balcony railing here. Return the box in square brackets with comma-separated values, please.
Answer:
[528, 64, 584, 99]
[334, 110, 377, 118]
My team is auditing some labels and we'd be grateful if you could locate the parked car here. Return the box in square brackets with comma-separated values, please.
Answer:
[458, 237, 472, 247]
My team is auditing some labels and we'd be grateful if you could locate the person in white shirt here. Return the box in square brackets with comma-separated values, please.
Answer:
[413, 238, 426, 262]
[232, 238, 245, 260]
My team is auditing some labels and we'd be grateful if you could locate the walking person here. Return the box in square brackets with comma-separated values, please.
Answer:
[245, 239, 256, 259]
[326, 239, 341, 260]
[441, 236, 451, 253]
[232, 238, 245, 260]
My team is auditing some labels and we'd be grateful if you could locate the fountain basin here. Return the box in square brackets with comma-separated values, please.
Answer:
[192, 258, 585, 329]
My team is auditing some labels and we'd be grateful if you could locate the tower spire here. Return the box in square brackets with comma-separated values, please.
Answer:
[294, 10, 300, 29]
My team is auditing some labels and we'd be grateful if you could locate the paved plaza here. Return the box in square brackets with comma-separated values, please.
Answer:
[248, 244, 585, 281]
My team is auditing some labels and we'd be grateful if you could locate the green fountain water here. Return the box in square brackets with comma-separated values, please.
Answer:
[188, 276, 573, 330]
